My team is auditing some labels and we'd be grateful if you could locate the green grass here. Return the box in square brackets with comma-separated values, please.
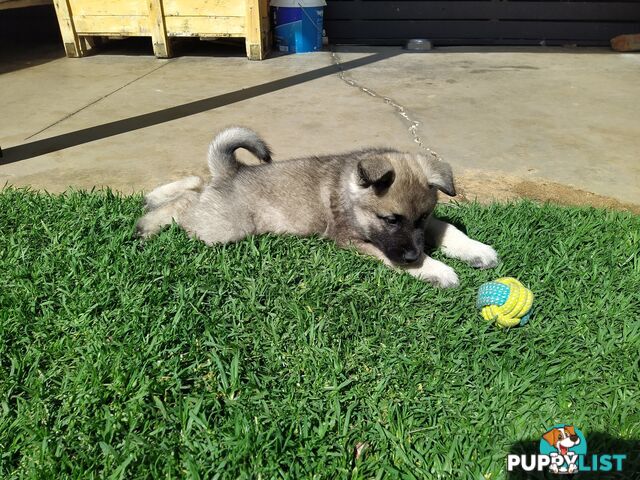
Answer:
[0, 188, 638, 479]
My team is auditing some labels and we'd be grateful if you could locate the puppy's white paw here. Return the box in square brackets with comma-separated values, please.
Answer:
[445, 240, 499, 269]
[466, 242, 499, 269]
[135, 216, 158, 238]
[431, 266, 460, 288]
[411, 258, 460, 288]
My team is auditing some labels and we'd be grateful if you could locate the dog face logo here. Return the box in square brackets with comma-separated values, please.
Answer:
[543, 426, 581, 456]
[539, 424, 587, 474]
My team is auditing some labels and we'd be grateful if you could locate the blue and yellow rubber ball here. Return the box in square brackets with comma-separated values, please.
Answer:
[476, 277, 534, 327]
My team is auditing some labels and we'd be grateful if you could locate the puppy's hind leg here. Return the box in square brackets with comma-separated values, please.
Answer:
[144, 176, 203, 210]
[136, 190, 199, 238]
[426, 217, 498, 269]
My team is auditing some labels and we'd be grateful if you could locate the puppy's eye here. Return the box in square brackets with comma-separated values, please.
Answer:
[377, 214, 400, 225]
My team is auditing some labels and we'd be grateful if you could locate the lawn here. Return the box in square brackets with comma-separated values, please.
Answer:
[1, 189, 638, 479]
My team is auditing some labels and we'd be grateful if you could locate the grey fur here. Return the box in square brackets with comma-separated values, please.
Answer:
[207, 126, 271, 178]
[416, 154, 456, 196]
[136, 127, 498, 287]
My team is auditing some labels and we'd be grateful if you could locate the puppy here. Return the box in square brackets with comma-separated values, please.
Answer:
[543, 426, 581, 474]
[136, 127, 498, 287]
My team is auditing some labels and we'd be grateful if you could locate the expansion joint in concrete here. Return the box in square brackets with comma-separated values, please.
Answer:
[24, 59, 173, 141]
[330, 50, 443, 161]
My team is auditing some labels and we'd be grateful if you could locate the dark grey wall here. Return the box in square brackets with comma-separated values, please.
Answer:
[324, 1, 640, 46]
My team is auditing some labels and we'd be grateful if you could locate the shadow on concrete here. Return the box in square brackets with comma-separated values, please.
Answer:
[508, 433, 639, 480]
[95, 37, 249, 58]
[333, 45, 616, 55]
[0, 50, 398, 164]
[0, 5, 65, 75]
[0, 39, 65, 75]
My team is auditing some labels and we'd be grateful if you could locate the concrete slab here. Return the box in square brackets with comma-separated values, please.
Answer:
[1, 47, 415, 193]
[1, 54, 163, 147]
[334, 47, 640, 207]
[1, 42, 638, 210]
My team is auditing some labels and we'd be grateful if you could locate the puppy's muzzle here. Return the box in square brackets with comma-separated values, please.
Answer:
[402, 249, 421, 263]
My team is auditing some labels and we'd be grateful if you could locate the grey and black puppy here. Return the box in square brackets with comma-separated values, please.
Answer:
[136, 127, 498, 287]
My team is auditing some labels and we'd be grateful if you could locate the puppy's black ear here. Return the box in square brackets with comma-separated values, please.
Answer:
[417, 155, 456, 196]
[357, 157, 395, 193]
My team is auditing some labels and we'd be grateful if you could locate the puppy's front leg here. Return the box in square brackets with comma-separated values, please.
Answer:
[426, 217, 499, 269]
[406, 254, 460, 288]
[353, 242, 459, 288]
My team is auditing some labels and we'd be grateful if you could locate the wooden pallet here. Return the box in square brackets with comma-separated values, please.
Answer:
[52, 0, 270, 59]
[0, 0, 52, 10]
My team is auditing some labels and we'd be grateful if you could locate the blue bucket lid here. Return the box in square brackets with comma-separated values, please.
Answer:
[271, 0, 326, 6]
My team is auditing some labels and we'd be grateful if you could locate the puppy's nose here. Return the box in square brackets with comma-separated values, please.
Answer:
[570, 435, 580, 442]
[403, 249, 420, 263]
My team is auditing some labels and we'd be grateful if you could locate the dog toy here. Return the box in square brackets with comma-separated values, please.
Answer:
[476, 277, 533, 327]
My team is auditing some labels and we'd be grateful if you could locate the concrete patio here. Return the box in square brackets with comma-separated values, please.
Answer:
[1, 40, 639, 211]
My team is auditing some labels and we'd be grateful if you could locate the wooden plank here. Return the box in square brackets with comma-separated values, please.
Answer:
[326, 19, 640, 42]
[164, 15, 244, 37]
[149, 0, 171, 57]
[0, 0, 52, 11]
[73, 15, 151, 35]
[163, 0, 244, 18]
[53, 0, 83, 56]
[244, 0, 269, 60]
[67, 0, 147, 16]
[325, 1, 640, 22]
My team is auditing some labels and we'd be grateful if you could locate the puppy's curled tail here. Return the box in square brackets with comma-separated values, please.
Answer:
[207, 127, 272, 178]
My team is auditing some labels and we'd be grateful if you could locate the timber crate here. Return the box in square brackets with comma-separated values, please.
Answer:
[53, 0, 270, 60]
[0, 1, 52, 11]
